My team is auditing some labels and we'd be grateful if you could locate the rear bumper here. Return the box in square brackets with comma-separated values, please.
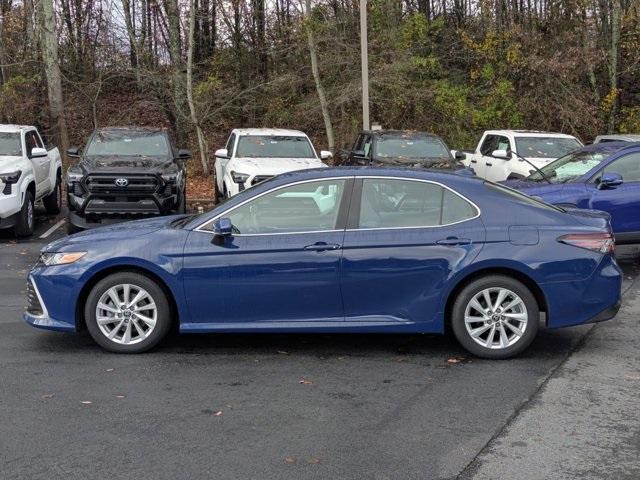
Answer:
[585, 300, 621, 324]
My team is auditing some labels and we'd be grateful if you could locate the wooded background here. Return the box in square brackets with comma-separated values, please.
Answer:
[0, 0, 638, 179]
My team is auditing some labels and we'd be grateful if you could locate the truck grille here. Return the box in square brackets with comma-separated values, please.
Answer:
[251, 175, 273, 186]
[85, 174, 159, 194]
[26, 279, 43, 316]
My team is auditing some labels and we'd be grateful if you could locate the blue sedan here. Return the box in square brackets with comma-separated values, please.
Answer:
[25, 168, 622, 358]
[504, 142, 640, 243]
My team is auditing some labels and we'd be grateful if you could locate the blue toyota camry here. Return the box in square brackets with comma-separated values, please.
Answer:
[25, 167, 622, 358]
[504, 142, 640, 243]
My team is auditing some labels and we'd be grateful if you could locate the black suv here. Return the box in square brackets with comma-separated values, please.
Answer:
[65, 127, 190, 232]
[342, 130, 468, 171]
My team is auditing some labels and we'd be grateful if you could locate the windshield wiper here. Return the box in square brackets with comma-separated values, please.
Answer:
[512, 151, 552, 184]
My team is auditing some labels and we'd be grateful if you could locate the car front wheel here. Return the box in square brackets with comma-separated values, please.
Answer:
[85, 272, 172, 353]
[451, 275, 539, 359]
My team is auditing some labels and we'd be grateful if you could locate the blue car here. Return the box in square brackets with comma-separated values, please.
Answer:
[25, 168, 622, 358]
[504, 142, 640, 244]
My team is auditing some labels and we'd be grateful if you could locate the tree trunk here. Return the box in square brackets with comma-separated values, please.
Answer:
[304, 0, 335, 153]
[164, 0, 188, 146]
[607, 0, 621, 133]
[40, 0, 69, 154]
[187, 0, 210, 176]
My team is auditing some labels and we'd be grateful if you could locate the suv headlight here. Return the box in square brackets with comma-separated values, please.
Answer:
[66, 170, 83, 183]
[161, 172, 181, 183]
[230, 171, 249, 184]
[0, 170, 22, 184]
[39, 252, 87, 266]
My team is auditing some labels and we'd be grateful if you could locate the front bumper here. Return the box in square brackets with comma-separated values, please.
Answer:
[23, 276, 76, 332]
[0, 185, 22, 224]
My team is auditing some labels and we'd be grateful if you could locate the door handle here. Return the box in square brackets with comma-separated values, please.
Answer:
[470, 159, 477, 163]
[436, 237, 472, 246]
[485, 162, 493, 166]
[304, 242, 341, 252]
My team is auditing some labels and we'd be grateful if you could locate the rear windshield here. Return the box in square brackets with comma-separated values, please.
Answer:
[515, 137, 581, 159]
[236, 136, 315, 158]
[375, 135, 450, 161]
[0, 132, 22, 156]
[86, 131, 170, 157]
[485, 182, 564, 212]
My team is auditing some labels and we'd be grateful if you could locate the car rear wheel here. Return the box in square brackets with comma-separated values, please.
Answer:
[85, 272, 172, 353]
[451, 275, 539, 359]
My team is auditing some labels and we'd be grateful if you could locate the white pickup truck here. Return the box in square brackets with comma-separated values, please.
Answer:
[214, 128, 330, 198]
[0, 125, 62, 237]
[458, 130, 583, 182]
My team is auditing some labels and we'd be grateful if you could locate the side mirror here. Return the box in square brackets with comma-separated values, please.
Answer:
[215, 148, 229, 158]
[177, 149, 191, 160]
[454, 151, 466, 160]
[30, 147, 48, 158]
[211, 217, 233, 245]
[491, 149, 511, 160]
[320, 150, 332, 161]
[598, 172, 623, 189]
[67, 147, 80, 158]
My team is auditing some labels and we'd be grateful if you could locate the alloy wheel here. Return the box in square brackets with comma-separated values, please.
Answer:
[463, 287, 528, 350]
[95, 284, 157, 345]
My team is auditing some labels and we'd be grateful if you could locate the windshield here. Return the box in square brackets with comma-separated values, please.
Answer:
[527, 150, 609, 183]
[236, 136, 315, 158]
[0, 132, 22, 156]
[375, 136, 450, 161]
[86, 131, 170, 157]
[515, 137, 581, 159]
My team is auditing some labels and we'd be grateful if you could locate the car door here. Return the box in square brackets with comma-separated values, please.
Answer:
[340, 177, 485, 328]
[482, 135, 512, 182]
[182, 177, 353, 326]
[351, 134, 372, 166]
[25, 131, 49, 191]
[584, 151, 640, 237]
[215, 133, 235, 190]
[474, 134, 496, 179]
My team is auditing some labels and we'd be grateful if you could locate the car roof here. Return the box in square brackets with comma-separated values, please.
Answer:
[233, 128, 308, 137]
[0, 124, 33, 133]
[94, 126, 165, 134]
[577, 141, 640, 153]
[485, 130, 578, 139]
[361, 130, 442, 138]
[595, 134, 640, 142]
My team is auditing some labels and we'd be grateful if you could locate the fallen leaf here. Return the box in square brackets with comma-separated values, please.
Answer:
[624, 374, 640, 380]
[277, 350, 290, 355]
[299, 379, 313, 385]
[81, 401, 92, 405]
[106, 368, 114, 372]
[284, 457, 296, 464]
[213, 410, 223, 416]
[42, 394, 55, 399]
[307, 458, 321, 464]
[115, 395, 125, 399]
[447, 356, 465, 364]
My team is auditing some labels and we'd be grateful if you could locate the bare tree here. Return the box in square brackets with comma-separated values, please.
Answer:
[187, 0, 210, 175]
[40, 0, 69, 153]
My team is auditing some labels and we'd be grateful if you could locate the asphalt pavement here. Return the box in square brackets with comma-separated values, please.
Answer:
[1, 208, 639, 480]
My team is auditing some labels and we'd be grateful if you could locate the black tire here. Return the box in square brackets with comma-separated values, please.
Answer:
[506, 173, 525, 180]
[177, 189, 187, 214]
[43, 173, 62, 214]
[14, 191, 35, 237]
[450, 275, 539, 359]
[84, 272, 172, 353]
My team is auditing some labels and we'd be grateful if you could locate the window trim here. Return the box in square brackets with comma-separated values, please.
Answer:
[346, 176, 480, 232]
[194, 177, 354, 236]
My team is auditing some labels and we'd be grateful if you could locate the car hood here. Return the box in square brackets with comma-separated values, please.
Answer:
[79, 155, 175, 174]
[43, 215, 185, 252]
[371, 157, 457, 169]
[502, 179, 566, 196]
[231, 157, 327, 175]
[0, 156, 26, 174]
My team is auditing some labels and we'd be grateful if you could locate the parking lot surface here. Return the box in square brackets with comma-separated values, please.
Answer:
[1, 210, 639, 480]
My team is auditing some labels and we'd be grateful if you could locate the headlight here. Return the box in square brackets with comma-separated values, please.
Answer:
[161, 172, 181, 183]
[0, 170, 22, 184]
[39, 252, 87, 266]
[66, 170, 83, 182]
[230, 171, 249, 184]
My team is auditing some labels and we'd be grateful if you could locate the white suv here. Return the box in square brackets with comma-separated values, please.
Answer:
[214, 128, 330, 198]
[0, 125, 62, 237]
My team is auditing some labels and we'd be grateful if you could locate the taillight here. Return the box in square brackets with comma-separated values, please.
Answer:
[558, 232, 615, 254]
